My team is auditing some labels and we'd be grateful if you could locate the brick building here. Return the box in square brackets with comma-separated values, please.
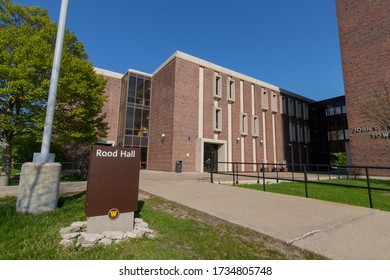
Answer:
[336, 0, 390, 172]
[97, 51, 315, 172]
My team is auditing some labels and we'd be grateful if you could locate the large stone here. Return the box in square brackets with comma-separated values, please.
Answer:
[98, 238, 113, 246]
[61, 232, 80, 240]
[71, 221, 87, 230]
[103, 231, 126, 240]
[126, 230, 144, 239]
[59, 225, 80, 235]
[79, 232, 104, 244]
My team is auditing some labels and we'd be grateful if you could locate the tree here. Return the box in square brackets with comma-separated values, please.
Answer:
[362, 83, 390, 130]
[0, 0, 108, 185]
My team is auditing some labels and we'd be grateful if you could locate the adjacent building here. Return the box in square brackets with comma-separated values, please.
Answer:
[336, 0, 390, 173]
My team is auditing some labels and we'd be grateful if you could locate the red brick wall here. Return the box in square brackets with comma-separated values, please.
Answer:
[336, 0, 390, 172]
[172, 58, 199, 172]
[100, 75, 121, 143]
[148, 60, 176, 171]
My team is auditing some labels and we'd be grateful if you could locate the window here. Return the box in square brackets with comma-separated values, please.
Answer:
[280, 96, 287, 114]
[213, 106, 222, 132]
[289, 122, 296, 141]
[241, 113, 248, 136]
[227, 77, 235, 103]
[271, 92, 278, 113]
[252, 115, 259, 137]
[213, 73, 222, 100]
[303, 103, 309, 120]
[296, 101, 302, 118]
[304, 126, 310, 143]
[297, 125, 304, 143]
[261, 89, 268, 111]
[288, 98, 295, 117]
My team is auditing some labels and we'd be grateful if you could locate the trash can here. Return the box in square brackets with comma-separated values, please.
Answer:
[175, 160, 182, 173]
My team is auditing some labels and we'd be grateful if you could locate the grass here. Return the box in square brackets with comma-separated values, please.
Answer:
[0, 192, 324, 260]
[237, 178, 390, 211]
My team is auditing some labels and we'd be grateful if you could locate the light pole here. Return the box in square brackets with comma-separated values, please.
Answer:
[16, 0, 70, 214]
[34, 0, 69, 163]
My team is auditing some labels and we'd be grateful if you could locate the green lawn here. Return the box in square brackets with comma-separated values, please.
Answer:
[237, 178, 390, 211]
[0, 192, 323, 260]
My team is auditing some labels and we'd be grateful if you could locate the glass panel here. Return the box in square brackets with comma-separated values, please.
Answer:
[134, 108, 142, 136]
[128, 75, 136, 103]
[136, 77, 144, 99]
[125, 107, 134, 133]
[144, 79, 151, 101]
[142, 110, 149, 135]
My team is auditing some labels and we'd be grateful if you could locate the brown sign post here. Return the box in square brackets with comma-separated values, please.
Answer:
[85, 145, 140, 233]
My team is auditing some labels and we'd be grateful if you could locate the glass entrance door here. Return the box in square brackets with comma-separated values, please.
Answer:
[204, 143, 218, 172]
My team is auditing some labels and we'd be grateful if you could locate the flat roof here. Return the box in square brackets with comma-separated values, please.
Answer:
[94, 67, 123, 79]
[153, 51, 314, 102]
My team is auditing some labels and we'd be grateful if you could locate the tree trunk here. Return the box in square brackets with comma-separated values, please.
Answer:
[0, 134, 12, 186]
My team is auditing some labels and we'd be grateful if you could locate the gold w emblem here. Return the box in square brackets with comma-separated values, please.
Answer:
[108, 208, 119, 220]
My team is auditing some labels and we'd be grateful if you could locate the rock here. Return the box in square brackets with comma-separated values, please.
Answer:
[98, 238, 113, 246]
[134, 218, 143, 223]
[61, 232, 80, 240]
[103, 231, 126, 240]
[135, 226, 153, 234]
[135, 221, 149, 228]
[59, 225, 80, 235]
[60, 239, 74, 247]
[126, 230, 144, 239]
[71, 221, 87, 229]
[79, 232, 104, 244]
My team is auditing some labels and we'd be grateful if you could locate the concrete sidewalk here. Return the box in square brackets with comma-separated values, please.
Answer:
[139, 170, 390, 260]
[1, 171, 389, 259]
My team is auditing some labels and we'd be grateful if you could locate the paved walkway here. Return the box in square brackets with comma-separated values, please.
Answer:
[1, 171, 390, 259]
[139, 171, 390, 260]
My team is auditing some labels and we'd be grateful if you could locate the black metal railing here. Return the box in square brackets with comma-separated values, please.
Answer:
[209, 161, 390, 209]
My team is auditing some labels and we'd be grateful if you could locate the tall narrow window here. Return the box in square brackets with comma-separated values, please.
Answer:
[261, 89, 268, 111]
[271, 92, 278, 113]
[280, 96, 287, 114]
[213, 73, 222, 100]
[288, 98, 295, 117]
[252, 115, 259, 137]
[213, 106, 222, 132]
[289, 122, 296, 141]
[241, 113, 248, 136]
[227, 77, 235, 102]
[296, 101, 302, 118]
[303, 103, 309, 120]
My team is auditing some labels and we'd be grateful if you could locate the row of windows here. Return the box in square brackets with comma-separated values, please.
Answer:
[325, 105, 347, 116]
[280, 97, 309, 120]
[213, 106, 260, 137]
[289, 123, 310, 143]
[213, 73, 278, 113]
[327, 129, 349, 141]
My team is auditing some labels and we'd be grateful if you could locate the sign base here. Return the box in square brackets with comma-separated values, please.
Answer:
[86, 212, 134, 233]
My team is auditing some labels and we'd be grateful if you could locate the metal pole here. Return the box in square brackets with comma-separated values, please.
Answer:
[37, 0, 69, 162]
[304, 165, 309, 198]
[262, 163, 266, 191]
[365, 167, 373, 208]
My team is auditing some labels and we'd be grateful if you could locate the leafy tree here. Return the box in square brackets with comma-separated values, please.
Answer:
[0, 0, 108, 185]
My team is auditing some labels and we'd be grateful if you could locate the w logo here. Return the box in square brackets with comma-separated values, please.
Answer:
[108, 208, 120, 220]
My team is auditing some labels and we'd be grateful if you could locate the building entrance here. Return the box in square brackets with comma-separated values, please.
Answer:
[204, 143, 218, 172]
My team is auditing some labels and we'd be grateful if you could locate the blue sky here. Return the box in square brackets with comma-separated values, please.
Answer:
[12, 0, 344, 101]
